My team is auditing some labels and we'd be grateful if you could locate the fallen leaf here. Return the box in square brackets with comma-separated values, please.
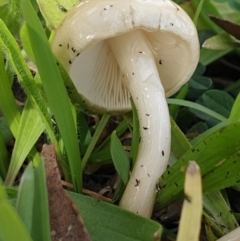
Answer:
[41, 144, 92, 241]
[210, 15, 240, 40]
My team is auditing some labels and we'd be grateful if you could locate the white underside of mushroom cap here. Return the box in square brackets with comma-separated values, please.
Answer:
[70, 41, 130, 113]
[52, 0, 199, 113]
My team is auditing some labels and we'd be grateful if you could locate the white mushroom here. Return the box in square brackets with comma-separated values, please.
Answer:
[52, 0, 200, 218]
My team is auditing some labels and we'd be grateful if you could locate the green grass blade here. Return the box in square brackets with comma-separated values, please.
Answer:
[31, 158, 51, 241]
[16, 162, 35, 232]
[203, 191, 238, 233]
[77, 112, 92, 155]
[70, 192, 162, 241]
[81, 114, 110, 169]
[21, 0, 81, 191]
[167, 98, 227, 121]
[0, 19, 60, 159]
[89, 149, 112, 164]
[0, 130, 9, 179]
[111, 131, 130, 184]
[191, 0, 221, 33]
[229, 93, 240, 123]
[170, 117, 191, 159]
[169, 84, 188, 119]
[0, 49, 21, 137]
[193, 0, 205, 25]
[0, 181, 33, 241]
[93, 118, 129, 154]
[5, 99, 44, 185]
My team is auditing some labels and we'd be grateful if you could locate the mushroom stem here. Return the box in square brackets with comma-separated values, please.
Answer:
[108, 30, 171, 218]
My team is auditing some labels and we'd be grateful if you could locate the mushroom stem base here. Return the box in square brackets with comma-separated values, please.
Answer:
[108, 29, 171, 218]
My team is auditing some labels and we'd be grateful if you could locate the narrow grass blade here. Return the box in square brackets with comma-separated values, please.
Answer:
[5, 99, 44, 185]
[81, 114, 110, 169]
[77, 112, 92, 155]
[111, 131, 130, 184]
[89, 149, 112, 164]
[167, 98, 226, 121]
[0, 132, 9, 178]
[229, 93, 240, 123]
[0, 49, 21, 137]
[93, 118, 129, 154]
[16, 162, 35, 232]
[21, 0, 81, 191]
[0, 181, 33, 241]
[203, 191, 238, 234]
[176, 161, 202, 241]
[191, 0, 221, 33]
[169, 84, 188, 119]
[193, 0, 205, 25]
[31, 158, 51, 241]
[0, 19, 60, 160]
[170, 117, 191, 159]
[69, 192, 162, 241]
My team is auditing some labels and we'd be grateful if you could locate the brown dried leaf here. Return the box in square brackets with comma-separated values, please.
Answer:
[210, 15, 240, 40]
[41, 144, 92, 241]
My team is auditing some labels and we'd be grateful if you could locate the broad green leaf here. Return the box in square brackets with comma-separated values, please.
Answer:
[203, 33, 240, 50]
[200, 48, 231, 66]
[5, 99, 44, 185]
[111, 131, 130, 184]
[36, 0, 79, 30]
[188, 75, 212, 100]
[190, 120, 228, 145]
[69, 192, 162, 241]
[187, 122, 208, 135]
[31, 158, 51, 241]
[202, 90, 234, 117]
[156, 122, 240, 210]
[170, 118, 238, 236]
[0, 181, 33, 241]
[21, 0, 81, 191]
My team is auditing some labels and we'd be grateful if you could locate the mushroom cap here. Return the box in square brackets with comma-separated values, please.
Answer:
[52, 0, 200, 114]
